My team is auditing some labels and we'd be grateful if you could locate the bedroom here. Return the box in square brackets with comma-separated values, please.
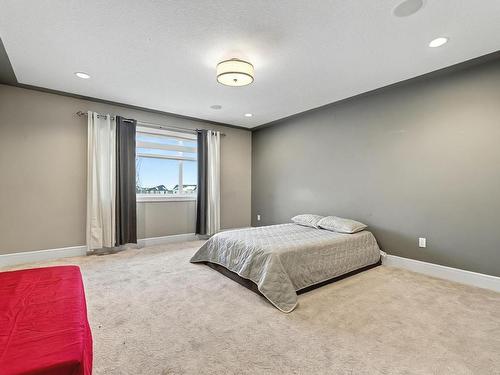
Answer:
[0, 1, 499, 374]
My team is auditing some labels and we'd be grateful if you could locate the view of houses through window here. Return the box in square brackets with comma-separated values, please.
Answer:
[136, 126, 197, 199]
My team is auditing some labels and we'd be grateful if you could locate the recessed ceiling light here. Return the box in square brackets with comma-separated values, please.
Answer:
[428, 37, 448, 48]
[244, 113, 253, 118]
[75, 72, 90, 79]
[210, 104, 222, 110]
[393, 0, 424, 17]
[216, 58, 254, 87]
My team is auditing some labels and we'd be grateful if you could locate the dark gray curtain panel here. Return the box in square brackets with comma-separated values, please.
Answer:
[115, 116, 137, 245]
[196, 130, 208, 235]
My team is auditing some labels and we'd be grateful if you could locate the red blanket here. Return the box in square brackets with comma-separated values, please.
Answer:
[0, 266, 93, 375]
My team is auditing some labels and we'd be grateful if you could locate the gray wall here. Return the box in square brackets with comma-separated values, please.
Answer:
[252, 59, 500, 277]
[0, 84, 252, 255]
[137, 201, 196, 239]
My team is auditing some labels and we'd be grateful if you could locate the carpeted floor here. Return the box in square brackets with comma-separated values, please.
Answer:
[3, 241, 500, 375]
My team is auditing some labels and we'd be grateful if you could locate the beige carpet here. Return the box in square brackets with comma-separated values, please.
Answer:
[3, 241, 500, 375]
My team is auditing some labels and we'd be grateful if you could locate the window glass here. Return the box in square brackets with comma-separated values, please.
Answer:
[136, 157, 180, 194]
[135, 130, 197, 197]
[136, 147, 197, 159]
[182, 160, 197, 194]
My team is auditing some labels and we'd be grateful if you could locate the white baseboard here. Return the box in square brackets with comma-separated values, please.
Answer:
[383, 254, 500, 293]
[137, 233, 199, 247]
[0, 245, 88, 268]
[0, 233, 201, 268]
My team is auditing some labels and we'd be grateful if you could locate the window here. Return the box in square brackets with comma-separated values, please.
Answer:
[136, 126, 197, 202]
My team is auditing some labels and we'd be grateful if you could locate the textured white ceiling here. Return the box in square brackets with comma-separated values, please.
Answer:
[1, 0, 499, 128]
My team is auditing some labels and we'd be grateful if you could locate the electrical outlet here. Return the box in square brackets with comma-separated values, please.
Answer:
[419, 237, 426, 248]
[257, 214, 261, 221]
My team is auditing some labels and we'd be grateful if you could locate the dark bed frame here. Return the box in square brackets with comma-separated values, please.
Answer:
[204, 257, 382, 298]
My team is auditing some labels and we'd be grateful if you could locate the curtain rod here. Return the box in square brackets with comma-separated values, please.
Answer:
[76, 111, 226, 136]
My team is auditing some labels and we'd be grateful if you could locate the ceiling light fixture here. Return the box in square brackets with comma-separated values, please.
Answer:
[393, 0, 424, 17]
[428, 37, 448, 48]
[244, 113, 253, 117]
[75, 72, 91, 79]
[216, 58, 254, 87]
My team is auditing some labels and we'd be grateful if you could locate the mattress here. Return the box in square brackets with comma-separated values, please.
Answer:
[190, 223, 381, 312]
[0, 266, 93, 375]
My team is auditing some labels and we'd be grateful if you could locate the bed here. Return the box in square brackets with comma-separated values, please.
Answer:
[0, 266, 93, 375]
[190, 223, 381, 312]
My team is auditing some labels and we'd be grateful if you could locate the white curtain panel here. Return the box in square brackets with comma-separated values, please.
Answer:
[86, 111, 117, 251]
[206, 130, 221, 235]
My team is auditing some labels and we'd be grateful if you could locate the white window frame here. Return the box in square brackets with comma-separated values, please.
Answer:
[136, 126, 197, 203]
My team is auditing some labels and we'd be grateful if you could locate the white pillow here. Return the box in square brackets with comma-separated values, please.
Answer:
[317, 216, 367, 234]
[291, 214, 324, 229]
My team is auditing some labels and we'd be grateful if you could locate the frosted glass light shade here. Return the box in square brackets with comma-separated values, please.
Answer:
[216, 59, 254, 87]
[429, 37, 448, 48]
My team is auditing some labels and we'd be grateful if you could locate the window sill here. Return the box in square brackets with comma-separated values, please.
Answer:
[136, 195, 197, 203]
